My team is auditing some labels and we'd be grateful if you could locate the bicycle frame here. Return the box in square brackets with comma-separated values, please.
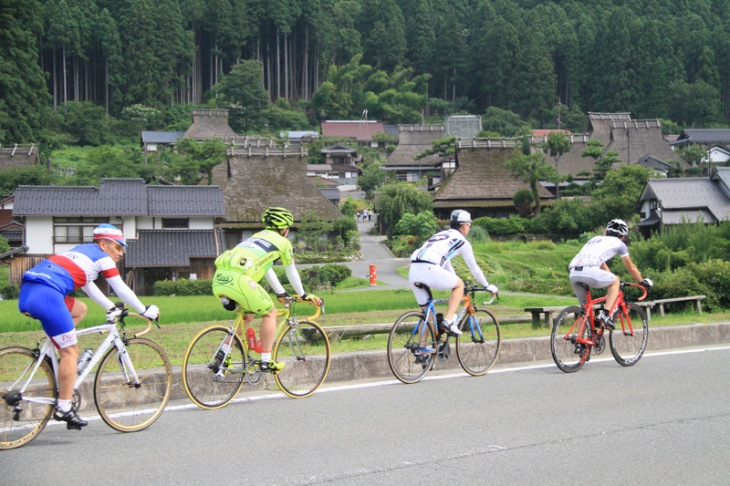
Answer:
[410, 289, 495, 343]
[14, 317, 152, 409]
[566, 282, 647, 354]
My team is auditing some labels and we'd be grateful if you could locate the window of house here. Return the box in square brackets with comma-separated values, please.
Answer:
[162, 218, 189, 229]
[54, 217, 109, 244]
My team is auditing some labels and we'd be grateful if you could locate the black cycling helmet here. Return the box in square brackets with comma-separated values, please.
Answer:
[606, 218, 629, 237]
[262, 207, 294, 229]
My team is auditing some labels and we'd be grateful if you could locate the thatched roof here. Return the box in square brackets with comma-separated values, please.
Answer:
[184, 109, 239, 140]
[211, 153, 343, 225]
[541, 112, 686, 178]
[0, 144, 40, 171]
[433, 147, 554, 217]
[385, 124, 446, 168]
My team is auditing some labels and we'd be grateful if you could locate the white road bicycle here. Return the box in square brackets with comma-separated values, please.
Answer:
[0, 304, 172, 450]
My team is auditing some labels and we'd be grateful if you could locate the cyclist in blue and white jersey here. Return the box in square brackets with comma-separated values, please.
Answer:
[18, 224, 160, 430]
[408, 210, 498, 337]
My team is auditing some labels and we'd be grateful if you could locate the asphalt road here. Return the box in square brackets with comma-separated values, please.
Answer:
[3, 345, 729, 485]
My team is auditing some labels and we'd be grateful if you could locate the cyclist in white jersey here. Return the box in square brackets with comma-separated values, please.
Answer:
[568, 219, 652, 329]
[409, 210, 498, 336]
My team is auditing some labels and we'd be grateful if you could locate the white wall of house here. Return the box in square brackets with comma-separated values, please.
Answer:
[189, 218, 213, 229]
[25, 217, 53, 254]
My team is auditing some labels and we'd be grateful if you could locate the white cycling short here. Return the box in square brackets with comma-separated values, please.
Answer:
[569, 266, 617, 305]
[408, 263, 460, 306]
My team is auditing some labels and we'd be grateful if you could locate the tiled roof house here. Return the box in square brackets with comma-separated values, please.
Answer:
[11, 178, 225, 294]
[637, 167, 730, 234]
[383, 124, 446, 182]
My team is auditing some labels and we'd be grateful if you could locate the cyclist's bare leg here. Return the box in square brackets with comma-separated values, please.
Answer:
[259, 307, 278, 354]
[70, 299, 87, 325]
[445, 278, 464, 321]
[57, 344, 79, 401]
[604, 276, 620, 315]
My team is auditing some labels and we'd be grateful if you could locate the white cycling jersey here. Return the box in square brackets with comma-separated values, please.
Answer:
[568, 235, 629, 269]
[410, 229, 489, 287]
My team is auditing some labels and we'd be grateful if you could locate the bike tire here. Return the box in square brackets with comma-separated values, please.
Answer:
[387, 311, 436, 384]
[551, 306, 589, 373]
[94, 338, 172, 432]
[273, 320, 331, 398]
[0, 346, 57, 450]
[456, 308, 501, 376]
[182, 326, 246, 410]
[609, 303, 649, 366]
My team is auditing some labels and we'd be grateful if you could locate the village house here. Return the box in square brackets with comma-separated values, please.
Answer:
[11, 178, 226, 295]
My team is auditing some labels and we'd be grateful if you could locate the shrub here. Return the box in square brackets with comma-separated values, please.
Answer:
[473, 215, 526, 235]
[0, 284, 19, 300]
[153, 279, 212, 296]
[301, 264, 352, 290]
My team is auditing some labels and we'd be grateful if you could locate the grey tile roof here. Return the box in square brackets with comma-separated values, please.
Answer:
[125, 229, 224, 267]
[640, 177, 730, 223]
[12, 179, 225, 218]
[147, 185, 226, 217]
[676, 129, 730, 145]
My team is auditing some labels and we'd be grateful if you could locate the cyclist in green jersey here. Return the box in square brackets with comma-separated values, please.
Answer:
[212, 207, 321, 372]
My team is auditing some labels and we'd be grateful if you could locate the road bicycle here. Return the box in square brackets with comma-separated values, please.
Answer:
[550, 282, 649, 373]
[0, 304, 173, 450]
[182, 296, 331, 409]
[387, 286, 501, 384]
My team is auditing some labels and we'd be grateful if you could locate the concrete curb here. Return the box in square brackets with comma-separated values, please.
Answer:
[77, 322, 730, 411]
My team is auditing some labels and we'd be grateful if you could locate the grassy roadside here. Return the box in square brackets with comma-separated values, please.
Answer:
[2, 291, 728, 367]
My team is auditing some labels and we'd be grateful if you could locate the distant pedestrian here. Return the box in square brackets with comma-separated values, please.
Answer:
[362, 208, 368, 222]
[356, 210, 361, 222]
[368, 210, 372, 222]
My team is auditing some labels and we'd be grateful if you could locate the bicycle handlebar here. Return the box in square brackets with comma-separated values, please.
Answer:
[464, 286, 498, 305]
[277, 295, 324, 320]
[621, 281, 649, 301]
[115, 304, 160, 338]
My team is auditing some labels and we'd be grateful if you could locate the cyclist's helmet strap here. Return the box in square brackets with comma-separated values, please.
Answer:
[262, 207, 294, 229]
[606, 218, 628, 237]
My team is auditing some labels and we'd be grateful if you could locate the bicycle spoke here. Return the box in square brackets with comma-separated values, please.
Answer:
[387, 312, 436, 384]
[94, 338, 172, 432]
[551, 306, 589, 373]
[609, 304, 649, 366]
[456, 309, 501, 376]
[0, 347, 57, 450]
[274, 321, 331, 398]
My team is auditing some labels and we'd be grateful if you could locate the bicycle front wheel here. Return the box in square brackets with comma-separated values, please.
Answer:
[456, 308, 501, 376]
[273, 320, 331, 398]
[551, 306, 589, 373]
[94, 338, 172, 432]
[387, 312, 436, 384]
[182, 326, 246, 409]
[0, 347, 57, 450]
[609, 303, 649, 366]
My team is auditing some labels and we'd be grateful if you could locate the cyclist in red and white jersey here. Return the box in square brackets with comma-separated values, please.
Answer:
[409, 210, 498, 337]
[18, 224, 160, 430]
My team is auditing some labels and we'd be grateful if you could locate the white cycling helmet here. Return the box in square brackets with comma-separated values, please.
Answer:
[606, 219, 629, 237]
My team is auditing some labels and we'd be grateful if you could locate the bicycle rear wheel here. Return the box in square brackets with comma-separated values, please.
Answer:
[94, 338, 172, 432]
[551, 306, 589, 373]
[182, 326, 246, 409]
[0, 347, 57, 450]
[456, 308, 501, 376]
[273, 320, 331, 398]
[387, 311, 436, 384]
[609, 303, 649, 366]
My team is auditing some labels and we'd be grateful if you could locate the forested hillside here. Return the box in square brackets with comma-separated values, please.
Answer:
[3, 0, 730, 145]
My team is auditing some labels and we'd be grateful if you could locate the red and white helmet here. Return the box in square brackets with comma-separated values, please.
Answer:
[93, 224, 127, 247]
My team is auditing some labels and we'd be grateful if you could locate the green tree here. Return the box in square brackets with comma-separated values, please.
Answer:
[57, 101, 111, 146]
[0, 0, 50, 144]
[212, 60, 269, 132]
[169, 138, 227, 185]
[374, 183, 433, 237]
[678, 143, 707, 168]
[591, 165, 650, 223]
[581, 140, 620, 185]
[481, 107, 529, 137]
[542, 132, 571, 197]
[392, 211, 439, 243]
[0, 166, 55, 196]
[357, 160, 390, 199]
[505, 148, 558, 216]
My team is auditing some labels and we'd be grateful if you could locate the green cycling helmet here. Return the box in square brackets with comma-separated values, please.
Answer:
[262, 207, 294, 229]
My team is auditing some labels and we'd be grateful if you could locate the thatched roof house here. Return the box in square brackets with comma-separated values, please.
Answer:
[0, 144, 41, 171]
[432, 147, 554, 219]
[211, 151, 343, 245]
[383, 124, 446, 181]
[184, 109, 239, 140]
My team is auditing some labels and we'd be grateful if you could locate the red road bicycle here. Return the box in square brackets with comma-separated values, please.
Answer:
[550, 282, 649, 373]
